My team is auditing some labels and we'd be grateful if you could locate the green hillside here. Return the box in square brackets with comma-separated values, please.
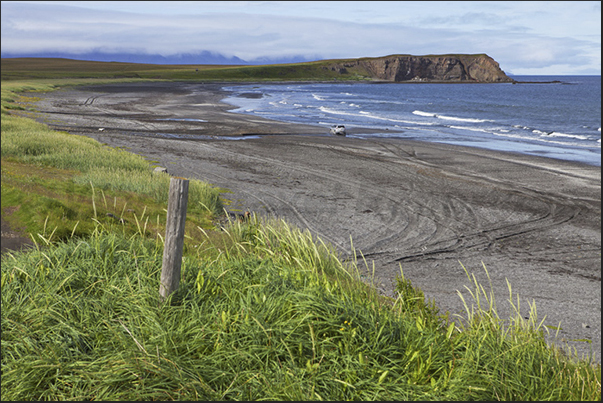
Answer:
[0, 57, 365, 82]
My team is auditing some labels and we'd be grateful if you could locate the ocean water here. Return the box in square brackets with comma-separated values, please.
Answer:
[221, 76, 601, 166]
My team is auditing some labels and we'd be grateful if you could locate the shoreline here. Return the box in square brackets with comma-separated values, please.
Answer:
[28, 82, 602, 362]
[217, 81, 600, 167]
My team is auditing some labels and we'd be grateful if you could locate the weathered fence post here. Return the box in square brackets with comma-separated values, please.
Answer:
[159, 177, 189, 300]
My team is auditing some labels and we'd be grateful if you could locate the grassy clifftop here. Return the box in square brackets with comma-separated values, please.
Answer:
[0, 57, 358, 81]
[1, 54, 513, 82]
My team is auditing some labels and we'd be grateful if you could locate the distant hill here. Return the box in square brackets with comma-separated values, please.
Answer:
[1, 54, 514, 83]
[0, 51, 320, 66]
[0, 51, 249, 65]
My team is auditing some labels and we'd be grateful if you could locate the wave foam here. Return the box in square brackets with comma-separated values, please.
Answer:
[320, 107, 437, 126]
[437, 114, 492, 123]
[412, 110, 436, 117]
[543, 132, 591, 140]
[413, 110, 491, 123]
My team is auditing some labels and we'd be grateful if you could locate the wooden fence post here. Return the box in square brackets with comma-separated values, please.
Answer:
[159, 177, 189, 300]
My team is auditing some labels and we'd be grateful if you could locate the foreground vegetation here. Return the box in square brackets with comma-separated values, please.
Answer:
[1, 76, 601, 400]
[4, 221, 600, 401]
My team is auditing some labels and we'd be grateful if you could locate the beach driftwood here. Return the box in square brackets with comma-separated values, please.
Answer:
[159, 177, 189, 300]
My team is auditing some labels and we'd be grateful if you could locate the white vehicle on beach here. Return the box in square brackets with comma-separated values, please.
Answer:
[330, 124, 346, 136]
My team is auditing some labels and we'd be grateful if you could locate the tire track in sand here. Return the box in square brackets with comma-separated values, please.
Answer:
[186, 140, 575, 265]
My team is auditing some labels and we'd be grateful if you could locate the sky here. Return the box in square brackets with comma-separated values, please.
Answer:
[1, 1, 601, 75]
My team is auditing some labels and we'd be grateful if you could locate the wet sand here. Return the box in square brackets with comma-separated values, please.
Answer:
[29, 82, 601, 361]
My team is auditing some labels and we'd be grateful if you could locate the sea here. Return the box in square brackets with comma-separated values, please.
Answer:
[221, 76, 601, 166]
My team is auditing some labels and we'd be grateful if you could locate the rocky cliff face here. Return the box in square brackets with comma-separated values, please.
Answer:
[325, 54, 513, 83]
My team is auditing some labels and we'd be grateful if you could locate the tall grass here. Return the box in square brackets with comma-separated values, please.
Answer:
[2, 220, 599, 400]
[1, 82, 224, 217]
[451, 263, 600, 400]
[75, 167, 222, 212]
[2, 114, 148, 171]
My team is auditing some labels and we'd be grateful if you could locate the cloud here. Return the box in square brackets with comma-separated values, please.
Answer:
[1, 2, 600, 74]
[421, 11, 513, 30]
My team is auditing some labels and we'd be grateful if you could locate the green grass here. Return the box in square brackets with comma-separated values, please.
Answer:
[0, 57, 369, 82]
[1, 77, 600, 400]
[2, 81, 223, 245]
[2, 221, 600, 400]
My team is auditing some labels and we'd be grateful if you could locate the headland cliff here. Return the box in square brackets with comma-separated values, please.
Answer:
[322, 54, 514, 83]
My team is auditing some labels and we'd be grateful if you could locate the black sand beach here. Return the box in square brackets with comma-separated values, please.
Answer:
[27, 82, 601, 361]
